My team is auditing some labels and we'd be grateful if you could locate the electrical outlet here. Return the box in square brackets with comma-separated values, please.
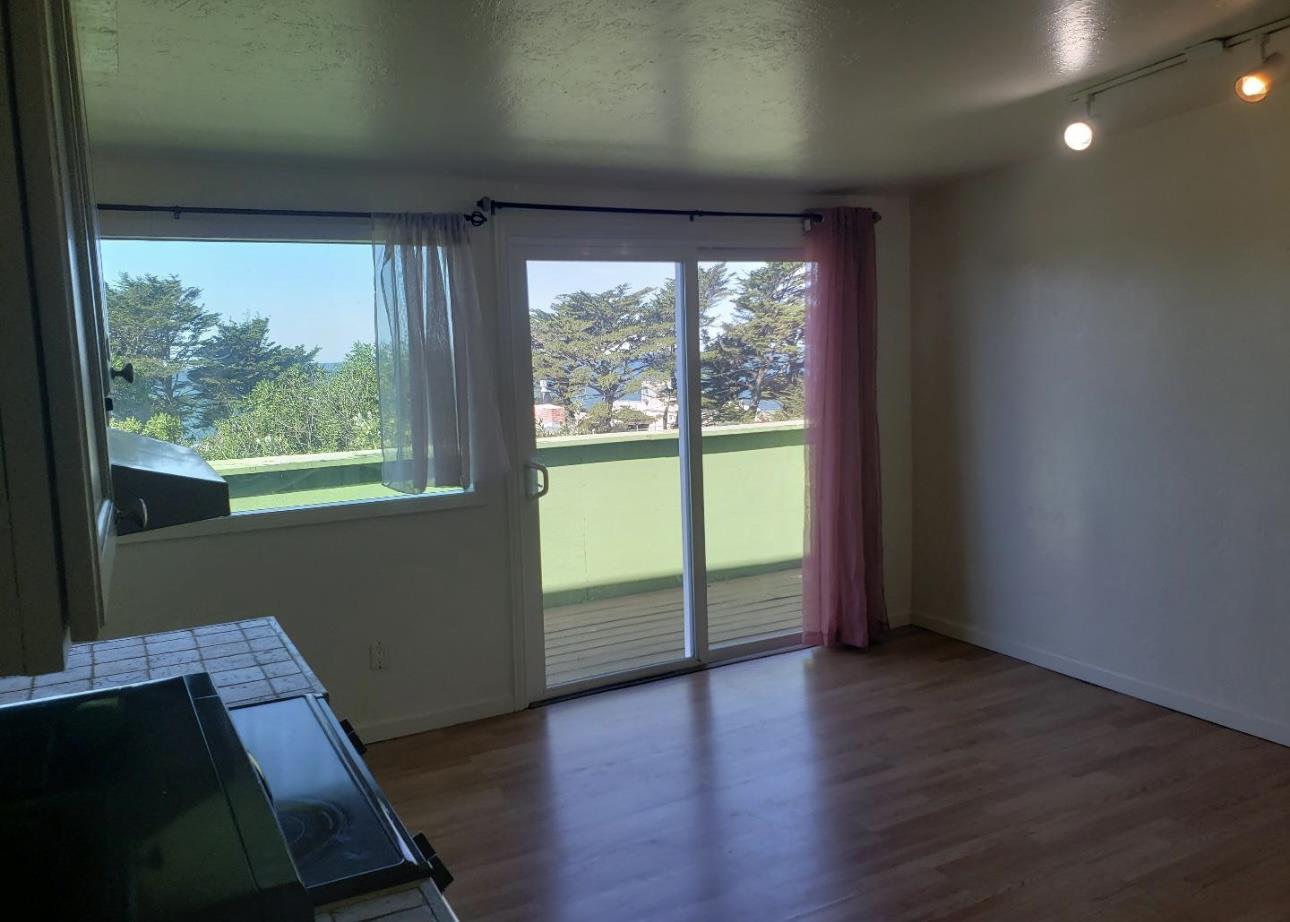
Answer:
[369, 641, 387, 671]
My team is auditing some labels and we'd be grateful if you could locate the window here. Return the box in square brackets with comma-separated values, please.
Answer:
[525, 258, 806, 436]
[100, 238, 462, 514]
[518, 251, 809, 691]
[698, 260, 807, 649]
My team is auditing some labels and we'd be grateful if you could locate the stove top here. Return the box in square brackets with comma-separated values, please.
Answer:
[0, 675, 313, 922]
[230, 695, 430, 905]
[275, 797, 349, 867]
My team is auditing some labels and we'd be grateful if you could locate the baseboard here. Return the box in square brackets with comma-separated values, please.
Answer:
[353, 694, 516, 743]
[912, 611, 1290, 748]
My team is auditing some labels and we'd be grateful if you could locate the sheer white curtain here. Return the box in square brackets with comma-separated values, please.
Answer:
[373, 213, 504, 494]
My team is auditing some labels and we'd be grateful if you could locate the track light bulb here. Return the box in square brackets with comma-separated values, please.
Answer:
[1237, 73, 1269, 101]
[1063, 120, 1094, 151]
[1236, 51, 1285, 103]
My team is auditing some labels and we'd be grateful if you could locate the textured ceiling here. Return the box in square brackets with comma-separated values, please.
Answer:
[75, 0, 1290, 190]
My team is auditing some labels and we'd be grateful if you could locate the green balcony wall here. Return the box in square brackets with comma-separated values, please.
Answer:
[535, 422, 805, 606]
[213, 422, 805, 606]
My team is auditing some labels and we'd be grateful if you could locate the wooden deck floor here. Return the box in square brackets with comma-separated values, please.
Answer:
[544, 568, 802, 686]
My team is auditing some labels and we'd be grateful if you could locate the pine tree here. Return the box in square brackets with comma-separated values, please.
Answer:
[105, 273, 217, 427]
[701, 262, 806, 422]
[646, 263, 731, 429]
[529, 284, 665, 433]
[189, 315, 318, 427]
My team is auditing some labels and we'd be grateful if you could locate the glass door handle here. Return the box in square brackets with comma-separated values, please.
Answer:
[524, 461, 550, 499]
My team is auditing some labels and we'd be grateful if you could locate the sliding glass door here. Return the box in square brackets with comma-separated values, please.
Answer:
[509, 238, 805, 700]
[698, 260, 807, 651]
[525, 259, 689, 687]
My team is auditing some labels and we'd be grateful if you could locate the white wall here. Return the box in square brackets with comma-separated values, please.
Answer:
[96, 156, 912, 739]
[911, 93, 1290, 744]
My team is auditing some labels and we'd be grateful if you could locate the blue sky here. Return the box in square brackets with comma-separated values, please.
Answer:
[101, 240, 373, 364]
[100, 241, 763, 363]
[527, 260, 677, 316]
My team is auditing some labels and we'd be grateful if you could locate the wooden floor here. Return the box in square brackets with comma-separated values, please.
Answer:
[544, 568, 803, 686]
[368, 630, 1290, 922]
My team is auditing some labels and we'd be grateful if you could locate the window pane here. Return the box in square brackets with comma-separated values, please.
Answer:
[100, 239, 458, 513]
[698, 260, 806, 648]
[527, 260, 687, 686]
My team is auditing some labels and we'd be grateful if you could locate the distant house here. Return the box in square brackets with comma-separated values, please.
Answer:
[534, 402, 567, 433]
[618, 378, 676, 431]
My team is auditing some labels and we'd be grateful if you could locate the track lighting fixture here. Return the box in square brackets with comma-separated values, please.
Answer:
[1235, 37, 1285, 102]
[1063, 97, 1095, 151]
[1063, 120, 1094, 151]
[1060, 15, 1288, 150]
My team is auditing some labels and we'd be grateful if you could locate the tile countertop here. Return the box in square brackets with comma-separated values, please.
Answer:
[0, 617, 326, 708]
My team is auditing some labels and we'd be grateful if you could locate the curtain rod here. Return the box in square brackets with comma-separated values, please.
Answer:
[95, 199, 882, 228]
[95, 203, 491, 226]
[478, 197, 881, 225]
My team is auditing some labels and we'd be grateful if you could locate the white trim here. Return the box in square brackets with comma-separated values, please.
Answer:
[99, 210, 372, 244]
[887, 608, 913, 628]
[695, 244, 806, 261]
[912, 611, 1290, 748]
[536, 640, 809, 705]
[493, 210, 807, 251]
[537, 655, 703, 702]
[706, 632, 805, 663]
[491, 219, 534, 711]
[118, 487, 489, 545]
[354, 642, 808, 742]
[353, 693, 516, 743]
[99, 222, 498, 544]
[677, 259, 707, 662]
[499, 243, 548, 705]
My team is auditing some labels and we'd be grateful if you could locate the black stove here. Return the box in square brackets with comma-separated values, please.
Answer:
[229, 695, 431, 906]
[276, 797, 348, 864]
[0, 675, 313, 922]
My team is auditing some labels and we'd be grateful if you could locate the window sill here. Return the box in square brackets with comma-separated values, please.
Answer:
[117, 487, 488, 545]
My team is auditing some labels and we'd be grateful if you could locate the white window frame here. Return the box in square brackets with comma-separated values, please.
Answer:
[97, 210, 486, 544]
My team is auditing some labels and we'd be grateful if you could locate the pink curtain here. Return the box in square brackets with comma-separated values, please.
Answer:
[802, 207, 888, 648]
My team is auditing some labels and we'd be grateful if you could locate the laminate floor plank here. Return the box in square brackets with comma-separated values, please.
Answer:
[369, 629, 1290, 921]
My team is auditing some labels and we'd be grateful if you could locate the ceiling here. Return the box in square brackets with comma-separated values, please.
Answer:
[74, 0, 1290, 191]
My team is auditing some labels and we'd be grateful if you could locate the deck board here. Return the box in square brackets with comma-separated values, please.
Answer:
[544, 568, 802, 686]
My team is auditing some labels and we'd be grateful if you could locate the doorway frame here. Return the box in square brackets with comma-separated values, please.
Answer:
[493, 212, 808, 706]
